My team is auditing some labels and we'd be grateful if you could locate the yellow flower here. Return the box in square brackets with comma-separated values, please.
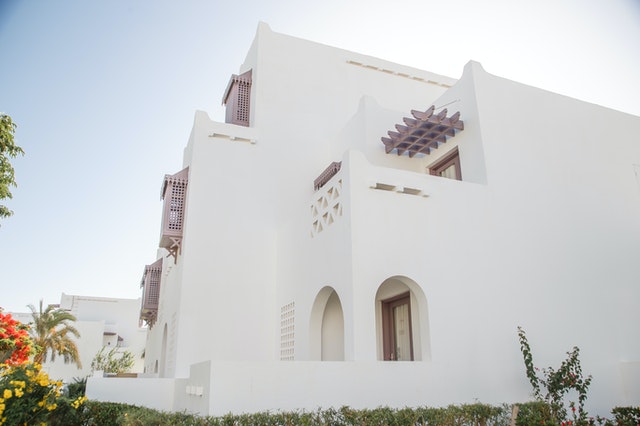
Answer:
[2, 390, 10, 399]
[71, 395, 88, 409]
[14, 388, 23, 398]
[36, 375, 49, 387]
[9, 380, 25, 389]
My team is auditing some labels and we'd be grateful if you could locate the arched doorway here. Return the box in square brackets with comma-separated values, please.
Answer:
[375, 276, 429, 361]
[310, 286, 345, 361]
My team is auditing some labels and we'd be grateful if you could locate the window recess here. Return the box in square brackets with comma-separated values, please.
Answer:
[381, 292, 414, 361]
[429, 148, 461, 181]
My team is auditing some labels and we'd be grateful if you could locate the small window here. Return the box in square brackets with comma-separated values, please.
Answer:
[429, 148, 461, 180]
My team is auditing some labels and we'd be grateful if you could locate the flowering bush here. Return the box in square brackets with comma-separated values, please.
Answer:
[0, 308, 86, 425]
[517, 326, 592, 424]
[0, 309, 34, 365]
[0, 362, 66, 424]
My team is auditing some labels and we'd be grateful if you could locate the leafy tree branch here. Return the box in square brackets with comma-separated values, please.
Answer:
[0, 113, 25, 221]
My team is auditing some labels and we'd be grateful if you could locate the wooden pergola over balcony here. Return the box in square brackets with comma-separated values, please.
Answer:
[381, 105, 464, 157]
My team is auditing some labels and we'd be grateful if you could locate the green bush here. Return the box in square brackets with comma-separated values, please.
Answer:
[83, 401, 133, 426]
[91, 347, 136, 375]
[48, 397, 88, 426]
[43, 400, 640, 426]
[66, 376, 87, 399]
[514, 401, 556, 426]
[517, 326, 592, 423]
[611, 406, 640, 426]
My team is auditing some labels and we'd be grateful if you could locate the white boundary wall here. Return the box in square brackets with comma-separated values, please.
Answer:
[86, 377, 181, 412]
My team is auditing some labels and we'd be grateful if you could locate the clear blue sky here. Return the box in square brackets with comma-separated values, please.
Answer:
[1, 0, 639, 313]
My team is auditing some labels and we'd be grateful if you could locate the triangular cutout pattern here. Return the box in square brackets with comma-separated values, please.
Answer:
[332, 203, 341, 217]
[311, 179, 344, 237]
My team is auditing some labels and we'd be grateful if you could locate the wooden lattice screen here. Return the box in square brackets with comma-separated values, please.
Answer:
[223, 69, 252, 127]
[140, 258, 163, 326]
[160, 167, 189, 263]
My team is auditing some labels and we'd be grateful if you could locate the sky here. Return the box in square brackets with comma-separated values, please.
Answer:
[1, 0, 639, 313]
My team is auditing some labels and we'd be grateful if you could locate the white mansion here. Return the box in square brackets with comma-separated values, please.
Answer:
[88, 23, 640, 416]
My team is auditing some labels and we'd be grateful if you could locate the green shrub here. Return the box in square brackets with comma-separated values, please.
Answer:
[611, 406, 640, 426]
[84, 401, 133, 426]
[91, 347, 136, 375]
[517, 326, 592, 423]
[514, 401, 556, 426]
[48, 396, 88, 426]
[66, 376, 87, 399]
[43, 400, 640, 426]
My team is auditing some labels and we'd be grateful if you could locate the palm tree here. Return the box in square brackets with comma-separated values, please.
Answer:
[28, 300, 82, 368]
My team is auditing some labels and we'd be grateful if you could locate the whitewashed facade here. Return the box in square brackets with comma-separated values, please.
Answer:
[88, 23, 640, 416]
[13, 293, 147, 382]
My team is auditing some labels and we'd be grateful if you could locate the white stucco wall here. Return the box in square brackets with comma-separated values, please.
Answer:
[12, 294, 147, 383]
[133, 23, 640, 417]
[87, 376, 179, 411]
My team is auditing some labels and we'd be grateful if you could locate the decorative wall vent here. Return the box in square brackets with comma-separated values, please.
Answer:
[280, 302, 295, 361]
[222, 69, 252, 127]
[140, 258, 163, 327]
[314, 161, 342, 191]
[382, 105, 464, 157]
[160, 167, 189, 263]
[311, 178, 343, 238]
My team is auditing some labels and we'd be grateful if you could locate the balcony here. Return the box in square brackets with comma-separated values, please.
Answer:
[314, 161, 342, 191]
[160, 167, 189, 262]
[222, 69, 252, 127]
[311, 162, 344, 237]
[140, 258, 163, 327]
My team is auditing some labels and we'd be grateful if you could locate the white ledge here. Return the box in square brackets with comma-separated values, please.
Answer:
[208, 132, 257, 144]
[347, 60, 452, 88]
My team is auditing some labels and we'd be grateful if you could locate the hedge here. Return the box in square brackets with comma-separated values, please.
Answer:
[49, 401, 640, 426]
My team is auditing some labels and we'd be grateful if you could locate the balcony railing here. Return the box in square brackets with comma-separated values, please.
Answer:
[314, 161, 342, 191]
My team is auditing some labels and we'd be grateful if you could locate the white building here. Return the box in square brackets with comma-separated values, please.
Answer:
[88, 23, 640, 416]
[13, 293, 147, 382]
